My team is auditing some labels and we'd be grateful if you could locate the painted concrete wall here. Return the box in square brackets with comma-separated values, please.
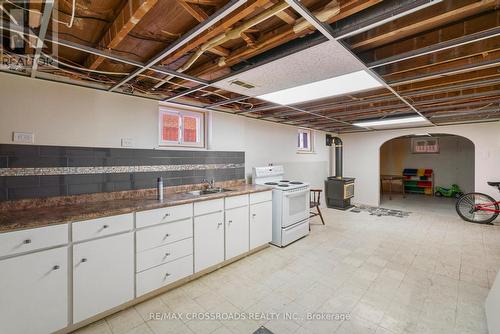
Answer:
[340, 122, 500, 207]
[0, 73, 331, 190]
[380, 136, 475, 193]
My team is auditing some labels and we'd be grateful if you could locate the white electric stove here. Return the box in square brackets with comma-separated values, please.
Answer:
[253, 166, 310, 247]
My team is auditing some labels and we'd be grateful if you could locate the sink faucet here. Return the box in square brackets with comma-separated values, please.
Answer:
[202, 178, 216, 189]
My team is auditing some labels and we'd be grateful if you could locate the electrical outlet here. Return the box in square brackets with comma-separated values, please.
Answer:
[121, 138, 133, 147]
[13, 132, 34, 144]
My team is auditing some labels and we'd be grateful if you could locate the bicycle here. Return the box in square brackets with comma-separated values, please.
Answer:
[456, 182, 500, 225]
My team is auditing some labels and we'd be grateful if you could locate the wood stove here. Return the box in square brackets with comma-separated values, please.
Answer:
[325, 177, 355, 210]
[325, 136, 355, 210]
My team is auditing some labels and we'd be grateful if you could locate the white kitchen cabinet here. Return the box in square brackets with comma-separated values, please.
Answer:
[249, 200, 273, 249]
[0, 247, 68, 334]
[73, 232, 134, 323]
[225, 205, 249, 259]
[194, 211, 224, 272]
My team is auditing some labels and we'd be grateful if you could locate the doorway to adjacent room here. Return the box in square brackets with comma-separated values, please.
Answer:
[379, 134, 475, 215]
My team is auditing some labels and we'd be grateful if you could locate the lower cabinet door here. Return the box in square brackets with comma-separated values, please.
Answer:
[0, 247, 68, 334]
[250, 201, 273, 249]
[73, 232, 134, 323]
[225, 206, 249, 259]
[194, 211, 224, 272]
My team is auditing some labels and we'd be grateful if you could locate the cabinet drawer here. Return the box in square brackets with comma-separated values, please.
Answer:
[136, 204, 192, 228]
[250, 191, 272, 204]
[194, 198, 224, 216]
[72, 213, 133, 242]
[136, 255, 193, 297]
[136, 218, 193, 252]
[0, 224, 68, 258]
[137, 238, 193, 272]
[225, 194, 249, 210]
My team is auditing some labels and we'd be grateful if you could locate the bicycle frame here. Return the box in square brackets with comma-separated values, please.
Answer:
[475, 202, 500, 213]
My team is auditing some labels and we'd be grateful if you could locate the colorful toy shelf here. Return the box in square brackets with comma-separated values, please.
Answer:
[403, 168, 434, 195]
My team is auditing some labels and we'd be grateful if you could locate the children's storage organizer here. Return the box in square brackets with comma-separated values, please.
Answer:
[403, 168, 434, 195]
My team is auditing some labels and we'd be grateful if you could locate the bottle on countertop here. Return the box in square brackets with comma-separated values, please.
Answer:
[157, 177, 164, 201]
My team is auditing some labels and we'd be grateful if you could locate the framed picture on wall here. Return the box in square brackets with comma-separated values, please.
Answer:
[411, 137, 439, 153]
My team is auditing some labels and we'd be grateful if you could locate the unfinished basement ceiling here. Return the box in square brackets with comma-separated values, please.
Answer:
[0, 0, 499, 133]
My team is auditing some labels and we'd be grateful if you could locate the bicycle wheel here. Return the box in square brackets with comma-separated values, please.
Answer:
[456, 193, 499, 224]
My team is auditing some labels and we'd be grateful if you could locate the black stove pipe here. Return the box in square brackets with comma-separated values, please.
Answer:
[333, 137, 343, 178]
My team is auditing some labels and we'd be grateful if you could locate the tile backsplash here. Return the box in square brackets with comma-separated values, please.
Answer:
[0, 145, 245, 201]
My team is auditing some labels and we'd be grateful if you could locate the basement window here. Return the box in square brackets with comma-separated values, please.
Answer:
[297, 129, 313, 152]
[159, 107, 205, 148]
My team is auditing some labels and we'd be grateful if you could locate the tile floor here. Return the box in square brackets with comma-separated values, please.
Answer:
[74, 200, 500, 334]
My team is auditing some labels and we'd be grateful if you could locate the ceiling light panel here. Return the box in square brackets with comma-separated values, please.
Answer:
[212, 40, 368, 97]
[353, 116, 430, 128]
[256, 70, 383, 105]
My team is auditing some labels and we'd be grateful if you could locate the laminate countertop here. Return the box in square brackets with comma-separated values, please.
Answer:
[0, 184, 272, 233]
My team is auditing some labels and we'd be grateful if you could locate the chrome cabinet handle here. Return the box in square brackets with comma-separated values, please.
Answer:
[164, 252, 171, 258]
[102, 224, 109, 229]
[164, 233, 170, 239]
[81, 258, 88, 263]
[164, 213, 171, 218]
[217, 222, 223, 228]
[164, 273, 171, 280]
[228, 220, 232, 224]
[23, 239, 32, 244]
[252, 214, 257, 217]
[53, 265, 60, 270]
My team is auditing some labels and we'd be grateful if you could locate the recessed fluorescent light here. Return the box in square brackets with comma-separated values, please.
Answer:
[256, 70, 383, 105]
[353, 116, 427, 128]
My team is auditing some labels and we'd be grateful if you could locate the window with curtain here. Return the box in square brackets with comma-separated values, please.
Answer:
[159, 107, 205, 147]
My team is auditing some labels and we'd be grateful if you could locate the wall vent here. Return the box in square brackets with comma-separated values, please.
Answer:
[230, 80, 255, 89]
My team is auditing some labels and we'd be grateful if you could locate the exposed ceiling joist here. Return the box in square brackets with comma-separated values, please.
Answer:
[176, 0, 231, 57]
[183, 0, 224, 5]
[347, 0, 498, 51]
[85, 0, 159, 70]
[389, 58, 500, 86]
[368, 26, 500, 69]
[108, 0, 248, 92]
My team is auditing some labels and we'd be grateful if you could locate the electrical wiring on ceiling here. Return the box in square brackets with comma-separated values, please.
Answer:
[42, 53, 130, 75]
[5, 0, 80, 27]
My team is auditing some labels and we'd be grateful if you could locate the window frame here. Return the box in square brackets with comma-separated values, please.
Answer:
[297, 128, 314, 153]
[158, 107, 206, 148]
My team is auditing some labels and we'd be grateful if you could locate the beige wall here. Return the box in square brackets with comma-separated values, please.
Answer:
[340, 122, 500, 206]
[380, 136, 475, 193]
[0, 72, 331, 190]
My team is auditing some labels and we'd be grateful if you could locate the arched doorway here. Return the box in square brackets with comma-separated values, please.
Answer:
[379, 133, 475, 214]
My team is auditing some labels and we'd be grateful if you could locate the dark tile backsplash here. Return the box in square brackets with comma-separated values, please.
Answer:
[0, 144, 245, 201]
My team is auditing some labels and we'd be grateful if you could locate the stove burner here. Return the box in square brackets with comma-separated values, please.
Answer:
[290, 181, 303, 184]
[278, 184, 290, 187]
[280, 180, 290, 183]
[264, 182, 278, 185]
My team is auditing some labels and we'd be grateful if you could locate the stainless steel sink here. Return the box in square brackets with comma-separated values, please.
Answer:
[188, 188, 233, 196]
